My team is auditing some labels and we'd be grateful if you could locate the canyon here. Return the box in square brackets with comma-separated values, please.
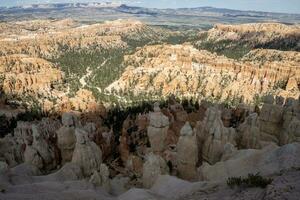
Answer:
[0, 8, 300, 200]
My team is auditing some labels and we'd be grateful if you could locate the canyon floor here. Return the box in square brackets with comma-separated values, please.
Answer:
[1, 3, 300, 200]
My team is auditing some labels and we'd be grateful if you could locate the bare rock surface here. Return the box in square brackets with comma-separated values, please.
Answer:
[57, 113, 77, 164]
[142, 153, 169, 188]
[199, 143, 300, 182]
[177, 122, 198, 180]
[71, 128, 102, 177]
[200, 107, 237, 164]
[147, 103, 170, 153]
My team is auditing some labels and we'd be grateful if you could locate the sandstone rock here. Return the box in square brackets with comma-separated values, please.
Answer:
[284, 117, 300, 143]
[286, 77, 299, 91]
[0, 134, 19, 167]
[206, 23, 300, 50]
[170, 103, 188, 123]
[33, 163, 83, 182]
[126, 155, 143, 177]
[279, 98, 300, 145]
[31, 125, 56, 170]
[237, 113, 261, 149]
[199, 143, 300, 182]
[62, 112, 79, 127]
[89, 164, 111, 192]
[176, 122, 198, 181]
[150, 175, 194, 199]
[84, 122, 97, 141]
[23, 146, 43, 170]
[119, 117, 133, 164]
[10, 163, 41, 177]
[142, 153, 169, 188]
[221, 109, 232, 127]
[163, 147, 177, 175]
[147, 103, 169, 153]
[71, 128, 102, 177]
[119, 133, 130, 164]
[57, 113, 77, 164]
[0, 54, 63, 99]
[201, 107, 237, 164]
[221, 143, 237, 161]
[259, 102, 283, 144]
[106, 43, 300, 104]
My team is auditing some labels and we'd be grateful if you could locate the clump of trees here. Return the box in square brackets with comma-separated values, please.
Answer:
[194, 39, 251, 60]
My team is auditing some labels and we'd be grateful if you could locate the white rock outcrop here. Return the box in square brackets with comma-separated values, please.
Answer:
[71, 128, 102, 177]
[142, 153, 169, 188]
[176, 122, 198, 181]
[147, 102, 170, 153]
[199, 143, 300, 181]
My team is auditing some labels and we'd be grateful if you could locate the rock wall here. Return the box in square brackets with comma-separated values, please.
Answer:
[106, 44, 300, 103]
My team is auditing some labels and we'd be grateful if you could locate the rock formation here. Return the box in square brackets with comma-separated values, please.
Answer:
[56, 112, 77, 164]
[106, 44, 300, 103]
[199, 143, 300, 182]
[200, 107, 237, 164]
[0, 54, 63, 97]
[237, 113, 261, 149]
[71, 128, 103, 177]
[23, 138, 43, 170]
[89, 163, 111, 192]
[31, 125, 56, 170]
[176, 122, 198, 181]
[0, 134, 20, 167]
[258, 95, 283, 144]
[200, 23, 300, 51]
[147, 102, 170, 153]
[142, 153, 169, 188]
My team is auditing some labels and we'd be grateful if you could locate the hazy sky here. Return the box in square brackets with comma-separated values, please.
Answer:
[1, 0, 300, 14]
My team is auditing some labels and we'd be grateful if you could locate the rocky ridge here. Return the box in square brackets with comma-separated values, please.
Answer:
[106, 44, 300, 103]
[198, 23, 300, 51]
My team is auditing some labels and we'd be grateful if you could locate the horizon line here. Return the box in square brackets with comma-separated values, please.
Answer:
[1, 2, 300, 15]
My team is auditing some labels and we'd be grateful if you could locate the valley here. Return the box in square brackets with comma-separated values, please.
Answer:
[0, 2, 300, 200]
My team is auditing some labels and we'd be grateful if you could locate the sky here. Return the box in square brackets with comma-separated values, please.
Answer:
[0, 0, 300, 14]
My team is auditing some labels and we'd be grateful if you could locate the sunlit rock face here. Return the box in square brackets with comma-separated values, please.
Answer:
[0, 54, 63, 97]
[202, 23, 300, 50]
[106, 44, 300, 103]
[0, 19, 175, 114]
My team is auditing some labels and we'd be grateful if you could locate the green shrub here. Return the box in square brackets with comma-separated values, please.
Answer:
[227, 173, 273, 189]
